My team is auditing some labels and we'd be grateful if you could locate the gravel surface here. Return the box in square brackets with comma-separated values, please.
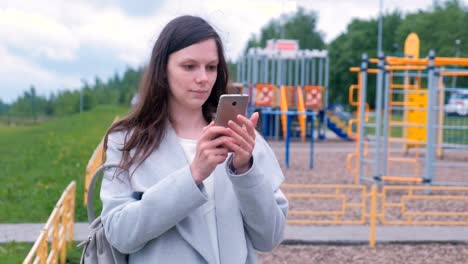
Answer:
[257, 137, 468, 263]
[258, 243, 468, 264]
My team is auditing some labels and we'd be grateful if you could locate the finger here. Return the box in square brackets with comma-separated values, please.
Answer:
[226, 127, 251, 151]
[250, 112, 259, 130]
[205, 135, 234, 150]
[200, 126, 230, 141]
[237, 114, 256, 139]
[228, 120, 255, 146]
[224, 140, 251, 157]
[205, 149, 229, 164]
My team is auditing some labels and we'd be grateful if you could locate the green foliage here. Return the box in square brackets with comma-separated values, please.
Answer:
[2, 67, 142, 122]
[243, 7, 325, 54]
[0, 105, 129, 223]
[240, 1, 468, 109]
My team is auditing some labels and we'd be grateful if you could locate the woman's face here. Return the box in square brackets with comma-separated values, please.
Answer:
[167, 38, 219, 111]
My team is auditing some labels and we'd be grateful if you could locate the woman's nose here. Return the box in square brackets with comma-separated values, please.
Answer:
[195, 69, 208, 83]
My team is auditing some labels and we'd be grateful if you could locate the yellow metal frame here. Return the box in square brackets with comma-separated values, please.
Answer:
[282, 184, 367, 225]
[84, 116, 120, 205]
[284, 184, 468, 248]
[24, 182, 76, 264]
[381, 186, 468, 226]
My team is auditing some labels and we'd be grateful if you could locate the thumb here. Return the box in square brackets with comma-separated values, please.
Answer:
[250, 112, 259, 128]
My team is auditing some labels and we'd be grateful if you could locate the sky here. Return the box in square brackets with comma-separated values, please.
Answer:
[0, 0, 465, 103]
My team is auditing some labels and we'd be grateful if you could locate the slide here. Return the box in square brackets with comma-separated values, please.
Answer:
[326, 110, 353, 140]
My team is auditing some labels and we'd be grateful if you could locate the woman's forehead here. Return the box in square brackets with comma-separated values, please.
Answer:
[171, 39, 219, 62]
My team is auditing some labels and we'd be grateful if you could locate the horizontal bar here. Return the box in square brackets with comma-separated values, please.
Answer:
[387, 157, 419, 163]
[389, 106, 427, 111]
[435, 144, 468, 149]
[389, 121, 425, 128]
[391, 72, 428, 78]
[381, 176, 423, 182]
[434, 125, 468, 130]
[441, 71, 468, 76]
[391, 90, 427, 95]
[391, 84, 420, 89]
[443, 87, 468, 92]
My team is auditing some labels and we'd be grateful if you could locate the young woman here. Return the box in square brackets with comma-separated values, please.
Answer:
[100, 15, 288, 263]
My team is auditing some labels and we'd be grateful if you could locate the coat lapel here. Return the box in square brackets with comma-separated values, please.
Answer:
[161, 126, 215, 264]
[214, 163, 247, 264]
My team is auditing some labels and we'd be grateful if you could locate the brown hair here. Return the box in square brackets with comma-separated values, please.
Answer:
[103, 15, 228, 173]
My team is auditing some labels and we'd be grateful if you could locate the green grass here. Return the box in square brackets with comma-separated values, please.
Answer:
[1, 242, 82, 263]
[0, 105, 130, 223]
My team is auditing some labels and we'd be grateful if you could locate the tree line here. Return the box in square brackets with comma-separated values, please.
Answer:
[1, 0, 467, 122]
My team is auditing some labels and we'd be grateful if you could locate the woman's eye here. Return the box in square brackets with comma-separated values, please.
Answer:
[207, 65, 217, 71]
[183, 65, 195, 70]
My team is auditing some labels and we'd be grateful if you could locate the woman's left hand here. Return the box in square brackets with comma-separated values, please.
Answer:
[224, 112, 259, 174]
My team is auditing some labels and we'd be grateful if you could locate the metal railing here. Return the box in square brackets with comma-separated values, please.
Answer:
[283, 183, 468, 248]
[24, 181, 76, 264]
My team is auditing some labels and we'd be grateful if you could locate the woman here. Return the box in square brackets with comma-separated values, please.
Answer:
[100, 15, 288, 263]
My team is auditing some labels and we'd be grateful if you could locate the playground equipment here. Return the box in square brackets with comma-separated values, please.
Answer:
[236, 39, 343, 141]
[347, 49, 468, 185]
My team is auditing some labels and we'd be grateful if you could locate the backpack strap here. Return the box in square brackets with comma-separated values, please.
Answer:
[86, 163, 121, 223]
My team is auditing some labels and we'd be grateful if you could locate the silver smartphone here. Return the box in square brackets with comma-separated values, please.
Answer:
[214, 94, 249, 127]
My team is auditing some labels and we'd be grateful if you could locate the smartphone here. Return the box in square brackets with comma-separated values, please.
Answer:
[214, 94, 249, 127]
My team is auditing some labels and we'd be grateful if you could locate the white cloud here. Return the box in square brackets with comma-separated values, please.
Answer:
[0, 45, 80, 102]
[75, 7, 160, 67]
[0, 8, 79, 61]
[1, 0, 467, 103]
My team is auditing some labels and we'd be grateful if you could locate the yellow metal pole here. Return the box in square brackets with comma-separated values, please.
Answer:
[369, 185, 377, 248]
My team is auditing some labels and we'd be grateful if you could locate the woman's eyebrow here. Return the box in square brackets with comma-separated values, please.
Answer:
[179, 58, 218, 64]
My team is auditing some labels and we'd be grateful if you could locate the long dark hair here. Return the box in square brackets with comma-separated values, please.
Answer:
[103, 15, 228, 172]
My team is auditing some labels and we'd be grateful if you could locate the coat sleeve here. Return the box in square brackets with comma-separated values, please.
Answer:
[99, 132, 208, 254]
[225, 133, 289, 252]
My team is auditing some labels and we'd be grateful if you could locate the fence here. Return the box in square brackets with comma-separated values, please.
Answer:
[283, 183, 468, 248]
[23, 181, 76, 264]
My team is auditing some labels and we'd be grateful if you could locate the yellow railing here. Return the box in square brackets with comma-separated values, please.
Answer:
[283, 184, 468, 248]
[84, 116, 119, 205]
[84, 140, 105, 205]
[24, 181, 76, 264]
[283, 184, 367, 225]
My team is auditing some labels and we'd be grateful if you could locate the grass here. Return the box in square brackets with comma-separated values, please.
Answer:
[0, 105, 130, 223]
[0, 242, 82, 264]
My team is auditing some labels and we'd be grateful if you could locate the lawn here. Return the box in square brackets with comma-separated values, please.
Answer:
[0, 105, 130, 223]
[0, 242, 82, 264]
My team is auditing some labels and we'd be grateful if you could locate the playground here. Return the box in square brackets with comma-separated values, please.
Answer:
[18, 35, 468, 263]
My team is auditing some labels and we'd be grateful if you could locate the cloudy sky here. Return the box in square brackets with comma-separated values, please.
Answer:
[0, 0, 464, 103]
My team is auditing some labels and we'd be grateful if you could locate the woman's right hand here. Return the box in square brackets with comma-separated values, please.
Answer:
[190, 122, 233, 185]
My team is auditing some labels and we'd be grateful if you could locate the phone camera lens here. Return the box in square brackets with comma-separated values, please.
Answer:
[232, 101, 237, 106]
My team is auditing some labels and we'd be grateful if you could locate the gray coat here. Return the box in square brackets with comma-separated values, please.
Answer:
[100, 126, 288, 263]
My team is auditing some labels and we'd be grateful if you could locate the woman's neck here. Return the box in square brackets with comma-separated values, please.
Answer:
[169, 105, 208, 140]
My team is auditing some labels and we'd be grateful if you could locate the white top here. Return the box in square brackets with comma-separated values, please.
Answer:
[177, 137, 220, 264]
